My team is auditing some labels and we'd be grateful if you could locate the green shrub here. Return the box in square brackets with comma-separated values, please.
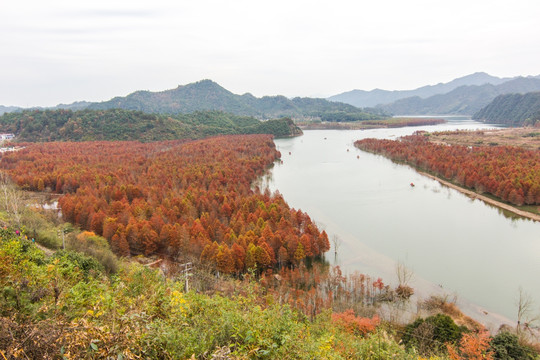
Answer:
[36, 227, 62, 249]
[402, 313, 465, 355]
[66, 231, 118, 274]
[52, 250, 104, 278]
[343, 329, 417, 359]
[490, 332, 537, 360]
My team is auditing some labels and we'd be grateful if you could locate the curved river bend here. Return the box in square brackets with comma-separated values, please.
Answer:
[263, 120, 540, 328]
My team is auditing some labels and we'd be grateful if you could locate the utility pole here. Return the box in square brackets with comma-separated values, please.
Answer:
[180, 262, 193, 292]
[332, 234, 341, 260]
[58, 228, 67, 250]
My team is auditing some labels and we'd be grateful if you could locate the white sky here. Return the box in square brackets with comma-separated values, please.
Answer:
[1, 0, 540, 107]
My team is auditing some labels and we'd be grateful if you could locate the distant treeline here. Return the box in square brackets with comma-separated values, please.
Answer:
[318, 110, 386, 122]
[0, 109, 302, 142]
[473, 92, 540, 127]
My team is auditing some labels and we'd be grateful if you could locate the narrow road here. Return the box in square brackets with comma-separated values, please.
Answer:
[34, 242, 56, 256]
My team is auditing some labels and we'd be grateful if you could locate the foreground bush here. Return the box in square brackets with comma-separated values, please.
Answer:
[402, 314, 466, 356]
[1, 227, 419, 359]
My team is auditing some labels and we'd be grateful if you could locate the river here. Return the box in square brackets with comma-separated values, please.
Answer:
[263, 120, 540, 329]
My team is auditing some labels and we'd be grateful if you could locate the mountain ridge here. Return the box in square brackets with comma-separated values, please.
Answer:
[327, 72, 516, 108]
[377, 77, 540, 116]
[85, 79, 384, 121]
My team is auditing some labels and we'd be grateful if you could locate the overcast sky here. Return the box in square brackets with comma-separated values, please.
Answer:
[1, 0, 540, 107]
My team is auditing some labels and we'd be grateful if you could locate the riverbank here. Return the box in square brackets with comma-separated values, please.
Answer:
[427, 127, 540, 151]
[418, 171, 540, 222]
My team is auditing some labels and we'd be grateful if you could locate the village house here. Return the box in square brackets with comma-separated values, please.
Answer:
[0, 133, 15, 140]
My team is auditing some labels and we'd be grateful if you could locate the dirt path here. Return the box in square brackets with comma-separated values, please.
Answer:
[34, 242, 56, 256]
[418, 171, 540, 222]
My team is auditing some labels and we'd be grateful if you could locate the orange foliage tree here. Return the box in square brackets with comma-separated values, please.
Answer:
[331, 309, 380, 336]
[447, 331, 493, 360]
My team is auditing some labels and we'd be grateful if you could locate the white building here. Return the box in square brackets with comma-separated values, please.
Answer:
[0, 133, 15, 140]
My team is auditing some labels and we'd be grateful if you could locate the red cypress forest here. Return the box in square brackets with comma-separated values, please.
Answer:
[355, 133, 540, 207]
[0, 135, 330, 274]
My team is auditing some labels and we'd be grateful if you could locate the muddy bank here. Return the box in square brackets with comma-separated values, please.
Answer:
[418, 171, 540, 222]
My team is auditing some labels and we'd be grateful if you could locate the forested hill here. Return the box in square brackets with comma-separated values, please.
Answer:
[473, 92, 540, 126]
[85, 80, 386, 121]
[0, 109, 302, 142]
[0, 105, 22, 116]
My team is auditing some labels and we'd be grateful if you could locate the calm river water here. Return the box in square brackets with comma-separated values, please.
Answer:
[263, 120, 540, 328]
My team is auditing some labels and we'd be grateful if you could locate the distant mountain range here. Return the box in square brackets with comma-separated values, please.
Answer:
[4, 74, 540, 119]
[473, 92, 540, 126]
[378, 77, 540, 116]
[0, 80, 385, 121]
[0, 106, 21, 116]
[0, 102, 91, 116]
[329, 72, 540, 115]
[328, 72, 512, 107]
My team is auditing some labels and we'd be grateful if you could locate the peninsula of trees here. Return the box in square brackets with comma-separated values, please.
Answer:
[1, 136, 329, 270]
[356, 133, 540, 208]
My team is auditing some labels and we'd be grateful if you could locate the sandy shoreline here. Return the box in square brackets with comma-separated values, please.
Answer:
[418, 171, 540, 222]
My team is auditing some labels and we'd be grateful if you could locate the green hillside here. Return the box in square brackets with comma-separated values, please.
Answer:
[0, 108, 302, 142]
[86, 80, 385, 121]
[473, 92, 540, 126]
